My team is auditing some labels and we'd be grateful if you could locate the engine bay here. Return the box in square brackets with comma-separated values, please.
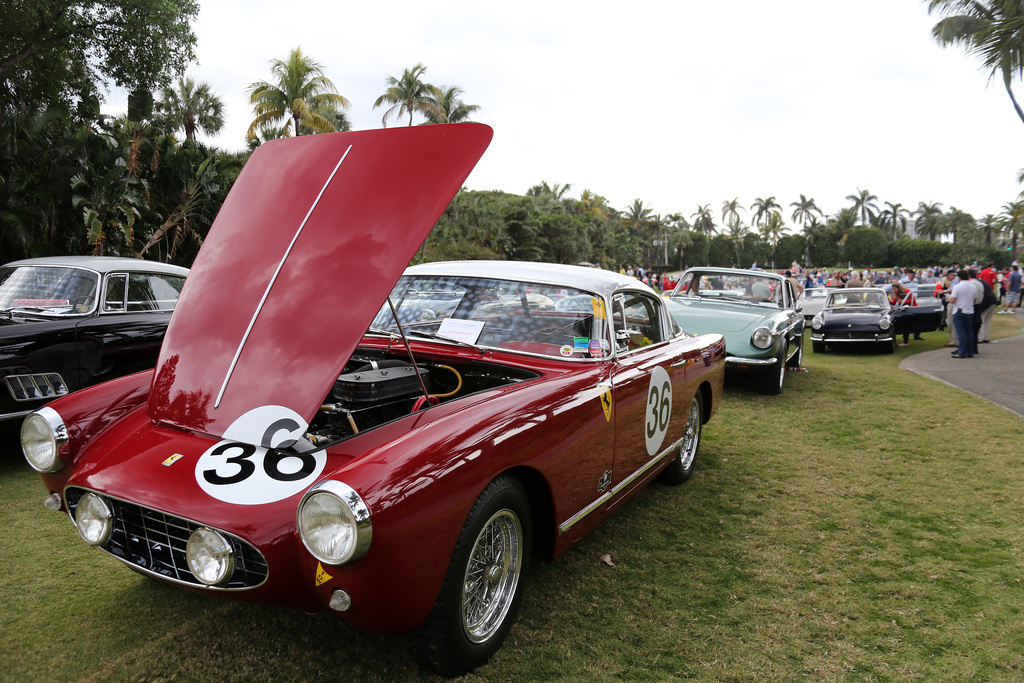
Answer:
[304, 349, 538, 446]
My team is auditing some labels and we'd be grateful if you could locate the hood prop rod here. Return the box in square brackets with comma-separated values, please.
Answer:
[386, 297, 432, 403]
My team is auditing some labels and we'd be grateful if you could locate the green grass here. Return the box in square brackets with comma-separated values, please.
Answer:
[2, 316, 1023, 682]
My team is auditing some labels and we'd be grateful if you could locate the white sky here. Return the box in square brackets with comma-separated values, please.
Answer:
[118, 0, 1024, 226]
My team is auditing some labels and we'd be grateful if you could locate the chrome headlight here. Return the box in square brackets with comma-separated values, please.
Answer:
[298, 481, 372, 565]
[186, 527, 235, 586]
[751, 326, 774, 349]
[21, 407, 68, 472]
[75, 492, 112, 546]
[811, 315, 823, 330]
[879, 317, 891, 330]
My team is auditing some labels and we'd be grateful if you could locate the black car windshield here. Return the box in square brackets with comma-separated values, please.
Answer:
[0, 266, 100, 314]
[370, 275, 612, 359]
[827, 291, 889, 308]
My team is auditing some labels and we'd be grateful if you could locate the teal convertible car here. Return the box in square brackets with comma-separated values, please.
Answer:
[665, 267, 805, 395]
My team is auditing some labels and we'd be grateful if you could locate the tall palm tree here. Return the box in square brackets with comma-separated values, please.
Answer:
[157, 76, 225, 142]
[914, 201, 945, 240]
[846, 188, 879, 226]
[758, 211, 786, 268]
[691, 204, 716, 235]
[374, 63, 432, 127]
[750, 196, 781, 228]
[245, 47, 350, 140]
[928, 0, 1024, 124]
[789, 194, 822, 227]
[422, 85, 480, 124]
[624, 198, 653, 234]
[726, 219, 748, 266]
[722, 197, 744, 228]
[878, 201, 909, 238]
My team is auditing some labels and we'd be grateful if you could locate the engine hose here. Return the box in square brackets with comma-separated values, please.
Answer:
[430, 364, 463, 399]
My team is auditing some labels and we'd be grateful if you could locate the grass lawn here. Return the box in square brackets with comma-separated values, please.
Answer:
[2, 316, 1022, 682]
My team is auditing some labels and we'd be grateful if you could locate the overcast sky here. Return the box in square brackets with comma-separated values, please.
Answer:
[122, 0, 1024, 226]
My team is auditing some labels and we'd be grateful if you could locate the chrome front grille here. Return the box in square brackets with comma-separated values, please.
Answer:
[5, 373, 68, 402]
[65, 487, 268, 590]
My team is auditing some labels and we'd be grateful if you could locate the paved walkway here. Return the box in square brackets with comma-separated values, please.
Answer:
[900, 333, 1024, 419]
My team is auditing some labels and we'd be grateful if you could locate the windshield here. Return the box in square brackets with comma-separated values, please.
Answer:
[371, 275, 612, 359]
[674, 271, 785, 306]
[827, 291, 889, 308]
[0, 266, 100, 314]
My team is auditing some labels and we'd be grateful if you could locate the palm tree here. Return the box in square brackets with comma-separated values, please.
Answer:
[928, 0, 1024, 125]
[722, 197, 744, 228]
[914, 201, 945, 240]
[750, 196, 781, 228]
[245, 47, 351, 140]
[978, 213, 1000, 245]
[374, 63, 432, 127]
[758, 211, 786, 268]
[691, 204, 716, 235]
[878, 201, 909, 238]
[1001, 200, 1024, 255]
[422, 85, 480, 124]
[726, 220, 748, 266]
[157, 76, 225, 142]
[624, 199, 653, 234]
[846, 188, 879, 226]
[789, 194, 822, 227]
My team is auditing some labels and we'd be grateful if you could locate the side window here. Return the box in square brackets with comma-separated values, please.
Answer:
[103, 274, 127, 312]
[613, 292, 664, 353]
[127, 274, 186, 311]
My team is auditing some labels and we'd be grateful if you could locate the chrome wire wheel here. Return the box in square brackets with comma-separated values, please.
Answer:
[678, 396, 701, 471]
[461, 508, 523, 644]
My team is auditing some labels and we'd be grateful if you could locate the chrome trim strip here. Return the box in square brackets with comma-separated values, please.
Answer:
[558, 434, 685, 535]
[0, 408, 35, 422]
[726, 356, 776, 366]
[812, 335, 893, 343]
[215, 146, 352, 408]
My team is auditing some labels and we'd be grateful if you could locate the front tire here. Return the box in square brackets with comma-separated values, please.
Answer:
[411, 475, 532, 677]
[758, 340, 787, 395]
[660, 393, 703, 485]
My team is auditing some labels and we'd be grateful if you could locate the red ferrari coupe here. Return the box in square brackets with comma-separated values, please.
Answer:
[22, 123, 726, 676]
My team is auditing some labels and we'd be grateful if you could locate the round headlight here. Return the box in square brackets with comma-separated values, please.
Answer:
[298, 481, 372, 565]
[21, 407, 68, 473]
[811, 315, 823, 330]
[75, 492, 112, 546]
[751, 326, 774, 349]
[186, 527, 235, 586]
[879, 317, 891, 330]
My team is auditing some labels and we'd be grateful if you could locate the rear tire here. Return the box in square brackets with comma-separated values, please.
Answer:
[411, 475, 531, 677]
[660, 393, 703, 485]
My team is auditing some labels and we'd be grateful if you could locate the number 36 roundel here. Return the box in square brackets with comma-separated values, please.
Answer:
[644, 366, 672, 456]
[196, 406, 327, 505]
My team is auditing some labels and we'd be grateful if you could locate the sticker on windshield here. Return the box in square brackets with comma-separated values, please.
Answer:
[196, 406, 327, 505]
[589, 339, 603, 358]
[592, 298, 606, 320]
[644, 366, 672, 456]
[573, 336, 589, 353]
[559, 345, 574, 357]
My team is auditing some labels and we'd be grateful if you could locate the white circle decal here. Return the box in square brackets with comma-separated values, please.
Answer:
[644, 366, 672, 456]
[196, 406, 327, 505]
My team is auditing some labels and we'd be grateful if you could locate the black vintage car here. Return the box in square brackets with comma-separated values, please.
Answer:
[809, 287, 942, 354]
[0, 256, 189, 423]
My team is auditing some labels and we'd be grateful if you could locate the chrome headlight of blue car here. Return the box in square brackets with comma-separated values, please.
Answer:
[751, 326, 774, 349]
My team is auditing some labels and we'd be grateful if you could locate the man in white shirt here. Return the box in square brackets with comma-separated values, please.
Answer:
[947, 269, 977, 358]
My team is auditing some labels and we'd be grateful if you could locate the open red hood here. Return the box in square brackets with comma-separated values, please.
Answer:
[148, 124, 493, 440]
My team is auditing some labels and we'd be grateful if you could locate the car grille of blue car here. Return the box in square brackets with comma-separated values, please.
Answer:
[4, 373, 68, 402]
[65, 487, 268, 590]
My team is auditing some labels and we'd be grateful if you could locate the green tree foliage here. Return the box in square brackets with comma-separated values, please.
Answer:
[374, 63, 432, 127]
[157, 77, 225, 142]
[0, 0, 198, 110]
[844, 227, 889, 266]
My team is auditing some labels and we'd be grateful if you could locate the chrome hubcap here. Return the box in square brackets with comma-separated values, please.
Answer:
[679, 397, 700, 470]
[462, 509, 523, 643]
